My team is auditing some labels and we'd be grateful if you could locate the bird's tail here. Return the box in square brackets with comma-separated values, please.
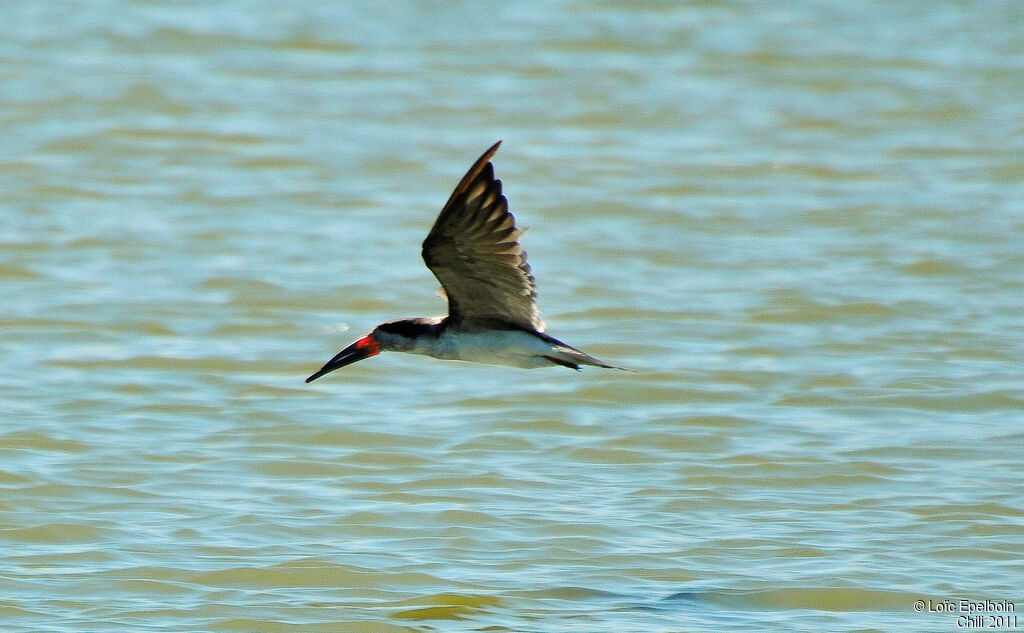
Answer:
[539, 335, 634, 372]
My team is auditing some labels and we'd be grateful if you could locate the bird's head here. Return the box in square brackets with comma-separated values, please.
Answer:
[305, 318, 442, 383]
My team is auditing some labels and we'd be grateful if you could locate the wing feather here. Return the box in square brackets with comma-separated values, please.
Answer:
[421, 141, 544, 332]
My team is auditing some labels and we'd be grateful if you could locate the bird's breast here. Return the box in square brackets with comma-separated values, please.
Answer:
[411, 329, 555, 369]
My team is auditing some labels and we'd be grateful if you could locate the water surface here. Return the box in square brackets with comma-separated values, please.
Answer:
[2, 2, 1022, 631]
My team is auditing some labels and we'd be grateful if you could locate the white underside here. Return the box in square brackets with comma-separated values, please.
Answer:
[409, 329, 562, 369]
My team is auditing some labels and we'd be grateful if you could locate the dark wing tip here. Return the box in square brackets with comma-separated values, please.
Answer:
[435, 141, 503, 212]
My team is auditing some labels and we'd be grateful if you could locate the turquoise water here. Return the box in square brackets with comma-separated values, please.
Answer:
[2, 2, 1022, 631]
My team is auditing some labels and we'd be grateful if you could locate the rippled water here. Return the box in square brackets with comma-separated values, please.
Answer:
[2, 2, 1023, 631]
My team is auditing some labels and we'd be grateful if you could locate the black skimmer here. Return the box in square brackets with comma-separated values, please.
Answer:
[306, 141, 627, 383]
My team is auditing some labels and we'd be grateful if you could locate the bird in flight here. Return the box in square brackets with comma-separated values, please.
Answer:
[306, 141, 627, 383]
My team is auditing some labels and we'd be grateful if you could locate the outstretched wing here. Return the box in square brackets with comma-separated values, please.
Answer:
[421, 141, 544, 332]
